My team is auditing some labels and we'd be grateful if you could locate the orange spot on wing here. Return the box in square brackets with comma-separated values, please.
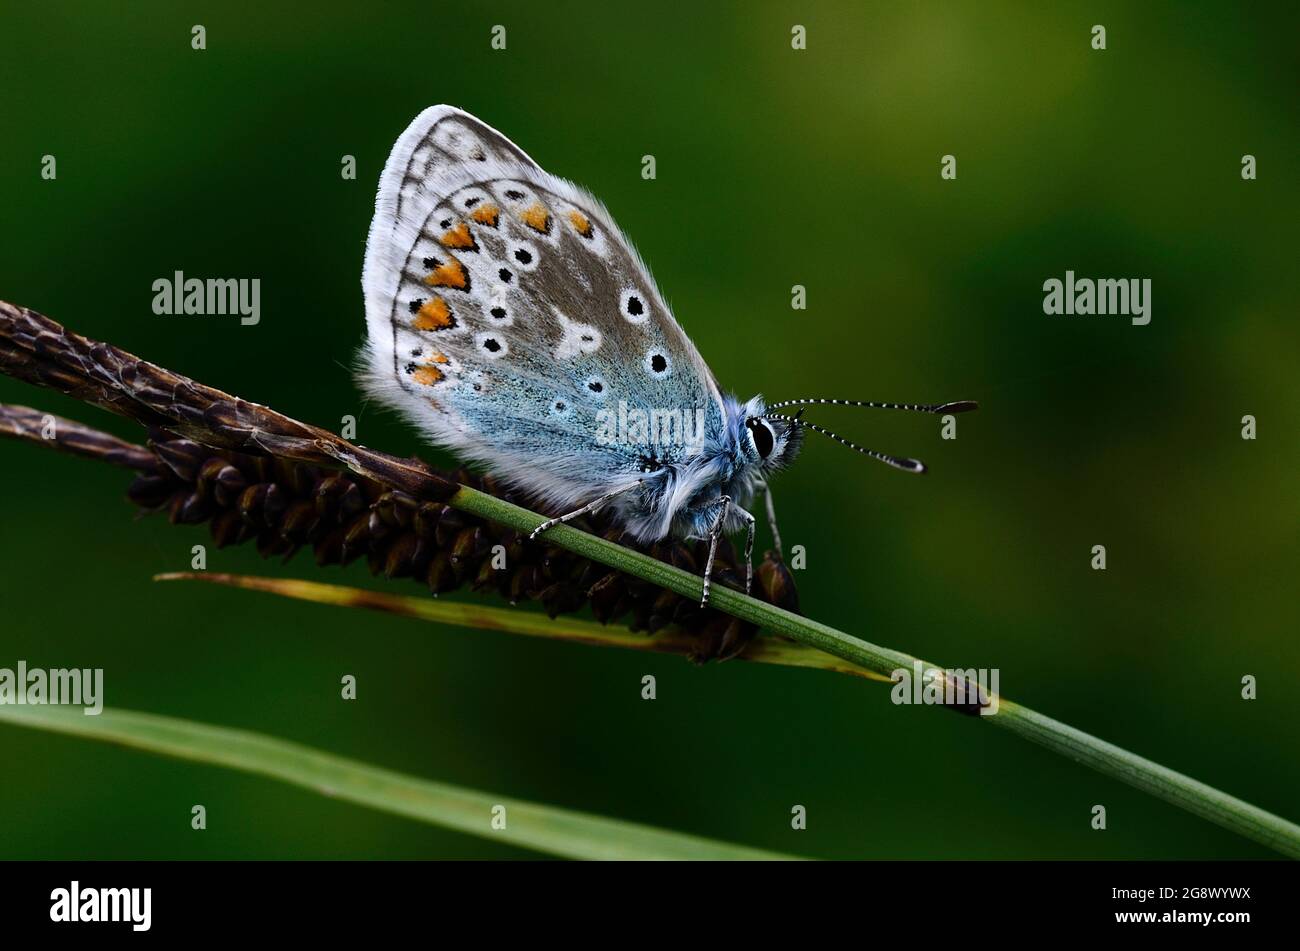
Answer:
[412, 364, 444, 386]
[413, 297, 454, 331]
[568, 210, 592, 237]
[521, 203, 551, 234]
[470, 204, 500, 227]
[424, 258, 468, 290]
[438, 222, 477, 250]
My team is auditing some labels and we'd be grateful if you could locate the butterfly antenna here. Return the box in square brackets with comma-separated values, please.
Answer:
[762, 413, 928, 474]
[766, 397, 979, 414]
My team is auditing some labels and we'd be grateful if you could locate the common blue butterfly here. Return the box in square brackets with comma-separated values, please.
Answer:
[360, 107, 976, 606]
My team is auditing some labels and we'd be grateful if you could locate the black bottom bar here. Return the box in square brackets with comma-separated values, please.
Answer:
[1, 859, 1285, 938]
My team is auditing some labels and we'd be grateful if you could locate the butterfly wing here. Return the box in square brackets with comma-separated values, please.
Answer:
[361, 106, 726, 514]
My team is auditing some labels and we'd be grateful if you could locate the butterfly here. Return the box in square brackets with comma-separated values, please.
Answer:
[360, 106, 976, 606]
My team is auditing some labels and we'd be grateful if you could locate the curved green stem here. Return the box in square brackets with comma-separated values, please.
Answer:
[448, 485, 1300, 859]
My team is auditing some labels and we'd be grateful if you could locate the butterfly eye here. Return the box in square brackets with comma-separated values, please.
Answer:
[747, 417, 775, 460]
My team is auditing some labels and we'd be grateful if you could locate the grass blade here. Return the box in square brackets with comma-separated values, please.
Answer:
[153, 571, 890, 682]
[0, 703, 796, 861]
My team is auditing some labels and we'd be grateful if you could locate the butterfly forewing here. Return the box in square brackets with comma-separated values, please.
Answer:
[361, 106, 724, 511]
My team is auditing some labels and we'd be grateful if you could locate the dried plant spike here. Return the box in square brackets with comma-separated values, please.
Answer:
[0, 300, 458, 502]
[0, 402, 791, 659]
[0, 404, 157, 470]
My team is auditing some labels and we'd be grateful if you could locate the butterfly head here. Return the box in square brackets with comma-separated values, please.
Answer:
[736, 396, 804, 475]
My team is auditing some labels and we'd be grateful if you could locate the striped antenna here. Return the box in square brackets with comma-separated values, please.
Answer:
[766, 398, 979, 414]
[761, 413, 927, 473]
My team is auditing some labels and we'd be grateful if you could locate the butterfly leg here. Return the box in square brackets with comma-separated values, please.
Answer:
[700, 495, 731, 608]
[699, 497, 756, 608]
[739, 505, 756, 595]
[527, 483, 638, 541]
[759, 481, 783, 558]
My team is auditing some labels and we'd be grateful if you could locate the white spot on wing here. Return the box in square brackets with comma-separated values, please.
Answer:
[507, 241, 540, 272]
[492, 181, 535, 207]
[485, 295, 514, 327]
[554, 310, 602, 360]
[619, 287, 650, 326]
[433, 121, 487, 161]
[475, 331, 509, 359]
[644, 349, 672, 377]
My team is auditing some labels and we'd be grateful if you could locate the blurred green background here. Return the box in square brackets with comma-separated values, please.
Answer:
[1, 1, 1296, 859]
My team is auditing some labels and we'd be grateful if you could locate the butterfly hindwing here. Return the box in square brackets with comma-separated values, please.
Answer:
[361, 106, 725, 511]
